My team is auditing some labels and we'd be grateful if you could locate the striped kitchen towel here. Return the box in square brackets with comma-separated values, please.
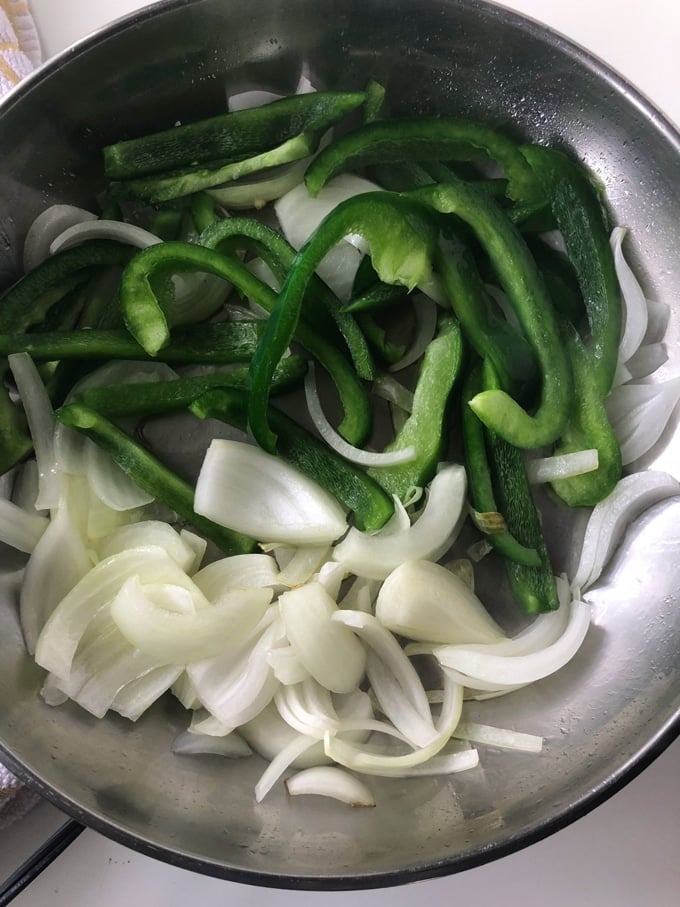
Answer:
[0, 0, 41, 95]
[0, 0, 41, 825]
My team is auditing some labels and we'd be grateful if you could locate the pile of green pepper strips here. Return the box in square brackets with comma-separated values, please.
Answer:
[0, 84, 623, 615]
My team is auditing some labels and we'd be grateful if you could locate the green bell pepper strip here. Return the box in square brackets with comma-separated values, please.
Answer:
[119, 241, 371, 446]
[521, 144, 621, 396]
[103, 91, 367, 180]
[74, 356, 307, 419]
[305, 118, 543, 204]
[482, 362, 559, 613]
[460, 364, 541, 567]
[407, 181, 572, 449]
[56, 402, 256, 554]
[190, 387, 394, 532]
[0, 387, 32, 476]
[363, 80, 386, 123]
[198, 217, 375, 381]
[247, 192, 439, 452]
[190, 192, 221, 235]
[347, 257, 406, 364]
[367, 316, 464, 499]
[435, 232, 538, 397]
[0, 241, 134, 333]
[524, 236, 585, 326]
[113, 132, 325, 205]
[550, 324, 622, 507]
[0, 322, 264, 363]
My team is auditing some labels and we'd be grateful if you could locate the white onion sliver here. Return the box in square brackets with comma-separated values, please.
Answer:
[644, 300, 670, 344]
[324, 677, 464, 776]
[388, 297, 438, 373]
[572, 470, 680, 592]
[194, 439, 347, 545]
[255, 734, 321, 802]
[372, 375, 414, 413]
[331, 610, 432, 719]
[192, 553, 280, 601]
[285, 766, 375, 806]
[622, 343, 668, 381]
[276, 544, 331, 588]
[366, 652, 439, 748]
[278, 583, 366, 694]
[332, 463, 467, 580]
[606, 379, 680, 465]
[526, 449, 599, 484]
[23, 204, 97, 271]
[172, 729, 252, 758]
[0, 498, 48, 553]
[433, 599, 591, 686]
[305, 365, 415, 467]
[611, 227, 648, 364]
[111, 665, 182, 721]
[8, 353, 61, 511]
[227, 89, 282, 111]
[454, 721, 543, 753]
[208, 156, 310, 209]
[50, 220, 162, 256]
[84, 438, 155, 511]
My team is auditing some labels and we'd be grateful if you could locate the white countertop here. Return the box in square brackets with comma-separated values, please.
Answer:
[11, 2, 680, 905]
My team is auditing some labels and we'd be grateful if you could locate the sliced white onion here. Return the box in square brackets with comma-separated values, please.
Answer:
[380, 747, 479, 778]
[0, 498, 48, 553]
[611, 227, 648, 364]
[8, 353, 61, 511]
[526, 449, 599, 484]
[278, 583, 366, 694]
[49, 220, 162, 256]
[208, 156, 310, 209]
[375, 559, 504, 645]
[240, 701, 327, 768]
[194, 439, 348, 545]
[339, 576, 380, 613]
[188, 615, 282, 728]
[644, 300, 670, 344]
[371, 374, 414, 413]
[34, 545, 197, 678]
[275, 683, 339, 738]
[332, 463, 467, 580]
[23, 204, 97, 271]
[275, 174, 380, 300]
[172, 729, 252, 757]
[622, 343, 668, 381]
[227, 89, 283, 111]
[84, 439, 156, 511]
[255, 733, 321, 802]
[20, 500, 92, 654]
[453, 721, 543, 753]
[285, 766, 375, 806]
[192, 553, 280, 600]
[387, 297, 438, 373]
[111, 665, 183, 720]
[606, 378, 680, 465]
[111, 578, 272, 664]
[268, 646, 310, 686]
[366, 651, 439, 748]
[178, 530, 207, 574]
[11, 459, 42, 513]
[431, 598, 591, 686]
[189, 709, 233, 736]
[304, 365, 415, 467]
[315, 560, 346, 600]
[324, 677, 463, 776]
[331, 610, 432, 720]
[276, 544, 331, 588]
[172, 672, 201, 709]
[572, 470, 680, 592]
